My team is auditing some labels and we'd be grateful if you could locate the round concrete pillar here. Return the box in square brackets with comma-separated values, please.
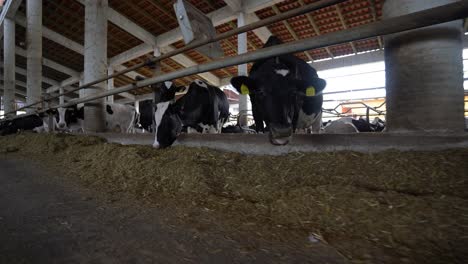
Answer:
[383, 0, 464, 133]
[83, 0, 107, 132]
[26, 0, 43, 113]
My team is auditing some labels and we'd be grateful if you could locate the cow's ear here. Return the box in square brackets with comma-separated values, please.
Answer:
[230, 76, 255, 95]
[175, 86, 186, 93]
[296, 77, 326, 97]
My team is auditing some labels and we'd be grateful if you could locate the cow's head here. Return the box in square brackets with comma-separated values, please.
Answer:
[230, 60, 326, 145]
[152, 81, 185, 149]
[55, 106, 83, 130]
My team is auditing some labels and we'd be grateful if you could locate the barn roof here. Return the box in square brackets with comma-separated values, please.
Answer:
[4, 0, 463, 101]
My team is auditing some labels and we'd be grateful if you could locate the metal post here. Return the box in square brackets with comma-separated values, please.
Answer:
[3, 18, 16, 118]
[26, 0, 42, 114]
[237, 11, 249, 127]
[83, 0, 107, 132]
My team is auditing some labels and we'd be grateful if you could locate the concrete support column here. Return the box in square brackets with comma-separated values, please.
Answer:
[134, 100, 139, 113]
[83, 0, 108, 132]
[107, 66, 114, 103]
[78, 79, 84, 108]
[3, 18, 16, 117]
[26, 0, 42, 113]
[383, 0, 464, 133]
[237, 12, 249, 127]
[151, 47, 162, 132]
[59, 87, 65, 105]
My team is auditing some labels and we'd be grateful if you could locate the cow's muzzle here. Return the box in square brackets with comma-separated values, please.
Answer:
[269, 125, 292, 146]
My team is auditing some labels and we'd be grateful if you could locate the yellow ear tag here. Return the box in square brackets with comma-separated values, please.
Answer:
[240, 84, 250, 95]
[306, 86, 316, 97]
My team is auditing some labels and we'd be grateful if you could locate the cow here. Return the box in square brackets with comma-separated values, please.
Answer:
[322, 118, 359, 134]
[55, 103, 137, 133]
[371, 117, 386, 132]
[321, 117, 386, 133]
[230, 36, 326, 145]
[152, 79, 229, 148]
[0, 114, 46, 136]
[221, 124, 257, 134]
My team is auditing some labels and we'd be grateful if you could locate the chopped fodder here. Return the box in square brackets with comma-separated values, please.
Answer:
[1, 132, 467, 263]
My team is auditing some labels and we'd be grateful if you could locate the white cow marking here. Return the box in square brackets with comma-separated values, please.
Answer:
[153, 101, 170, 148]
[275, 69, 289, 77]
[164, 81, 173, 89]
[199, 123, 219, 134]
[296, 110, 322, 134]
[105, 104, 136, 133]
[57, 107, 68, 130]
[195, 79, 208, 88]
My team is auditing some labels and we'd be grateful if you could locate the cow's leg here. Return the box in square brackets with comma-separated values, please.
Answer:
[187, 127, 198, 134]
[310, 112, 322, 134]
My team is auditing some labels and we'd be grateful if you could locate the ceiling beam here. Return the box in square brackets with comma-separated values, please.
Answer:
[368, 0, 383, 49]
[0, 74, 73, 101]
[271, 4, 313, 61]
[335, 4, 357, 54]
[16, 14, 83, 55]
[245, 13, 272, 44]
[0, 0, 22, 39]
[76, 0, 221, 86]
[105, 0, 287, 73]
[14, 14, 135, 100]
[0, 88, 26, 101]
[15, 46, 79, 78]
[223, 0, 242, 12]
[298, 0, 334, 58]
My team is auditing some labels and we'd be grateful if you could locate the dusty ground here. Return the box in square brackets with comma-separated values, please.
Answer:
[1, 132, 467, 263]
[0, 158, 345, 264]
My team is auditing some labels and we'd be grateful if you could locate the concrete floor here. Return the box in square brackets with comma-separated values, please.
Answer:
[91, 132, 468, 155]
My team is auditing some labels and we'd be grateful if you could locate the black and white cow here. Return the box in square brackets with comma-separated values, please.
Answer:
[152, 79, 229, 148]
[0, 113, 47, 136]
[230, 36, 326, 145]
[322, 117, 386, 133]
[55, 103, 137, 133]
[322, 118, 359, 134]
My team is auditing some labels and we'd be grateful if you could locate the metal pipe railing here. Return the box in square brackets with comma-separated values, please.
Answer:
[2, 0, 468, 121]
[4, 0, 347, 117]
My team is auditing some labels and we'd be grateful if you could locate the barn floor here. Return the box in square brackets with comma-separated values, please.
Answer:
[0, 158, 345, 264]
[1, 132, 467, 263]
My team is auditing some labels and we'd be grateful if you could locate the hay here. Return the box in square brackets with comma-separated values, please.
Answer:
[1, 132, 467, 263]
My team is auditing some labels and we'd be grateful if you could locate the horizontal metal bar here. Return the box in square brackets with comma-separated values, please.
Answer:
[3, 1, 468, 121]
[6, 0, 347, 116]
[323, 87, 385, 95]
